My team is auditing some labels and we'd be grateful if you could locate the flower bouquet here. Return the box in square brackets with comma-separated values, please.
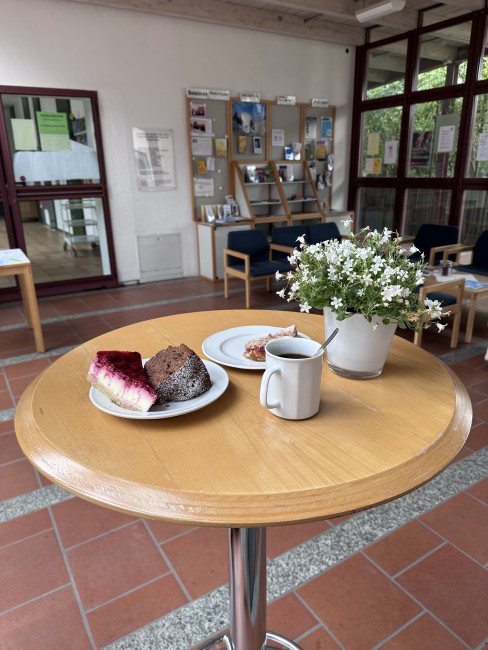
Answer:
[276, 226, 445, 332]
[276, 225, 447, 378]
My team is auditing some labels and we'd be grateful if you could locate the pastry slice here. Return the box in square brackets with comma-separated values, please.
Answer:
[144, 344, 212, 404]
[243, 325, 298, 361]
[88, 351, 158, 412]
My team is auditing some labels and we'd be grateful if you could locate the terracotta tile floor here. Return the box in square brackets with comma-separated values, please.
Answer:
[1, 276, 488, 649]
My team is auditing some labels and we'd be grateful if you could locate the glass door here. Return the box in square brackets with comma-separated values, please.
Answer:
[0, 86, 117, 300]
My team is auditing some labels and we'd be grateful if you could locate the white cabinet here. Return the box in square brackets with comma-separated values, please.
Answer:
[197, 222, 251, 280]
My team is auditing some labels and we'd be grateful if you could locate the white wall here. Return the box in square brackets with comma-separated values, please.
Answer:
[1, 0, 356, 284]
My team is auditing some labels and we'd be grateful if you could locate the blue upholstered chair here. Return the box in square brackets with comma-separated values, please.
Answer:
[407, 224, 459, 266]
[270, 225, 307, 262]
[413, 277, 465, 348]
[223, 229, 293, 308]
[451, 230, 488, 275]
[306, 222, 342, 245]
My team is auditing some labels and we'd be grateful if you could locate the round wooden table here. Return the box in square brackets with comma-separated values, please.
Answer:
[15, 310, 472, 650]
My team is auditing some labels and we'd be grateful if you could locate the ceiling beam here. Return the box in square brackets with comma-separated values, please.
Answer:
[67, 0, 366, 45]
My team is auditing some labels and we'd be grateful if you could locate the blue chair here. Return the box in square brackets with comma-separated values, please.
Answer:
[224, 229, 293, 308]
[407, 224, 459, 266]
[452, 230, 488, 275]
[270, 225, 307, 262]
[306, 222, 342, 245]
[413, 277, 465, 348]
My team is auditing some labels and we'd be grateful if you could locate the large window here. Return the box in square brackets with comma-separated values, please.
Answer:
[349, 9, 488, 245]
[466, 92, 488, 178]
[408, 98, 462, 178]
[365, 40, 408, 100]
[360, 107, 402, 178]
[416, 22, 472, 90]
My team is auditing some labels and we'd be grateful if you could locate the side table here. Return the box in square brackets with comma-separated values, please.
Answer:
[0, 248, 44, 353]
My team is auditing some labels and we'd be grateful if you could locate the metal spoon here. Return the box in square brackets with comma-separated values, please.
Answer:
[312, 327, 339, 357]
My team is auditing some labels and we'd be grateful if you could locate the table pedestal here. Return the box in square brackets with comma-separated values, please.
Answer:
[198, 528, 302, 650]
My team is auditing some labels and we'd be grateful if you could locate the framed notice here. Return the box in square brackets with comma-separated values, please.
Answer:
[133, 127, 177, 191]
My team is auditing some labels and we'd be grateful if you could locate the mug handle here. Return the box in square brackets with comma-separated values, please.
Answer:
[260, 367, 280, 409]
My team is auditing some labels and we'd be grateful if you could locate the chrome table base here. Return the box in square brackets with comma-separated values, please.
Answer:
[197, 528, 302, 650]
[197, 630, 302, 649]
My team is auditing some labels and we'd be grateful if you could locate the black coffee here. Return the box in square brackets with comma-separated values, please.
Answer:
[276, 353, 310, 359]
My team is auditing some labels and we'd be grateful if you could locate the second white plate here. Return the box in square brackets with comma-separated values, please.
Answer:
[202, 325, 309, 370]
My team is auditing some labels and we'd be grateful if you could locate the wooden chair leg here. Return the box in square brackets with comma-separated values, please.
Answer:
[450, 310, 461, 348]
[224, 271, 229, 299]
[245, 278, 251, 309]
[266, 277, 271, 292]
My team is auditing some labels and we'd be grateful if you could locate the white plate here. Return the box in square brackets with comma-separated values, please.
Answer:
[89, 359, 229, 419]
[202, 325, 309, 370]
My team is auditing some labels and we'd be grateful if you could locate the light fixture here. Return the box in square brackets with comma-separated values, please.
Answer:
[355, 0, 406, 23]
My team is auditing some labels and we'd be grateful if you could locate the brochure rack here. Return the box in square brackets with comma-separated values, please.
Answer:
[233, 160, 323, 224]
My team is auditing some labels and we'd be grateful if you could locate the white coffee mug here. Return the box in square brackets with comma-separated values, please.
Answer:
[260, 337, 324, 420]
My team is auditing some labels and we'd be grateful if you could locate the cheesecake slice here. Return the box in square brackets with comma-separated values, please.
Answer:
[88, 351, 158, 412]
[243, 325, 298, 361]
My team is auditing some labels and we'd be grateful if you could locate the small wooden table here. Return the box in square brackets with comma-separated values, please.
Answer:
[0, 249, 44, 353]
[15, 310, 471, 649]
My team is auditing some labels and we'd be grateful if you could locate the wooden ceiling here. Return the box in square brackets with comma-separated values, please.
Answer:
[67, 0, 485, 46]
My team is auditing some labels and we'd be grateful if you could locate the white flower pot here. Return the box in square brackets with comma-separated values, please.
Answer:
[324, 307, 397, 379]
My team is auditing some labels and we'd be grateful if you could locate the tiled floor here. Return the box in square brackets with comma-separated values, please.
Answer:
[1, 276, 488, 650]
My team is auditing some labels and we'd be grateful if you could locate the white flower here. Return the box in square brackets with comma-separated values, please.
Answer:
[409, 244, 419, 254]
[296, 235, 306, 245]
[341, 218, 353, 228]
[275, 271, 282, 280]
[331, 296, 343, 309]
[436, 322, 447, 331]
[300, 301, 311, 313]
[276, 288, 285, 298]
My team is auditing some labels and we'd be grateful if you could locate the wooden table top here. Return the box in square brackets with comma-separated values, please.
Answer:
[15, 310, 472, 528]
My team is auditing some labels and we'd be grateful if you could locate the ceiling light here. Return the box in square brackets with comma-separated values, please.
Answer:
[355, 0, 406, 23]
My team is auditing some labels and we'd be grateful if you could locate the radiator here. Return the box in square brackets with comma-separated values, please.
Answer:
[137, 233, 183, 281]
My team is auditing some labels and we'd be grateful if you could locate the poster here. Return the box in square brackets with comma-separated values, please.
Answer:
[384, 140, 398, 164]
[11, 119, 37, 151]
[410, 130, 432, 167]
[367, 133, 380, 156]
[305, 117, 317, 141]
[437, 125, 455, 153]
[272, 129, 285, 147]
[194, 177, 214, 197]
[321, 117, 333, 139]
[191, 136, 213, 156]
[190, 117, 213, 136]
[476, 132, 488, 161]
[231, 101, 266, 135]
[132, 127, 177, 191]
[36, 112, 70, 151]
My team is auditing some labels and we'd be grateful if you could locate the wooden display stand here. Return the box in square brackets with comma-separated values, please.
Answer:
[186, 93, 351, 279]
[233, 160, 324, 224]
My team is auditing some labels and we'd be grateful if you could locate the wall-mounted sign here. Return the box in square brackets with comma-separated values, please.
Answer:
[187, 88, 230, 101]
[311, 98, 329, 108]
[240, 91, 261, 103]
[277, 95, 296, 105]
[132, 127, 176, 191]
[187, 88, 210, 99]
[208, 89, 230, 101]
